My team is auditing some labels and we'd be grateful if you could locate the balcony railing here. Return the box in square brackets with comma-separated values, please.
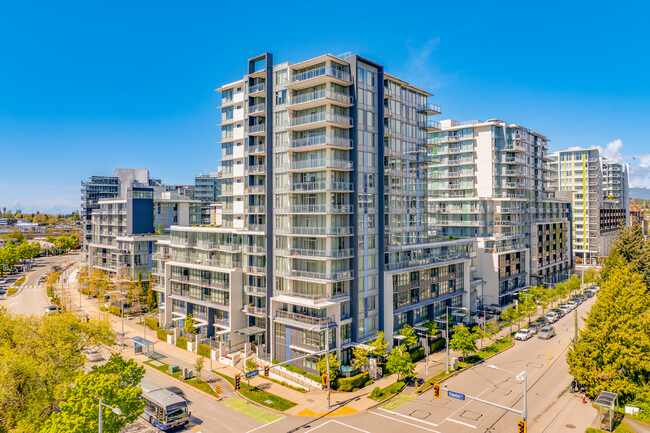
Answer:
[290, 181, 353, 192]
[249, 102, 265, 114]
[248, 164, 266, 174]
[242, 305, 267, 316]
[281, 269, 354, 282]
[291, 134, 353, 150]
[290, 67, 351, 84]
[275, 309, 334, 327]
[244, 285, 267, 296]
[290, 158, 353, 171]
[249, 123, 265, 134]
[244, 264, 266, 274]
[290, 111, 353, 128]
[288, 247, 354, 258]
[276, 226, 354, 236]
[289, 89, 353, 106]
[249, 83, 265, 94]
[289, 203, 354, 213]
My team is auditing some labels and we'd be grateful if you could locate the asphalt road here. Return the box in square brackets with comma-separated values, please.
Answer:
[1, 252, 81, 315]
[259, 297, 595, 433]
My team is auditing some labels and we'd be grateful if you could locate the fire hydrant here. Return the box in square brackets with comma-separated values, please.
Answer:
[581, 394, 586, 404]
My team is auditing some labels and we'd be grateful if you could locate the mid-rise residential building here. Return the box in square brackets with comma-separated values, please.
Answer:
[81, 168, 163, 252]
[87, 187, 201, 279]
[549, 149, 627, 265]
[430, 119, 572, 307]
[601, 159, 630, 225]
[195, 171, 222, 203]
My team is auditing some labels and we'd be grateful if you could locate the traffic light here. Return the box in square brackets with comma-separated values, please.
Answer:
[215, 386, 221, 395]
[234, 374, 241, 390]
[322, 374, 328, 387]
[517, 419, 526, 433]
[264, 365, 270, 377]
[433, 383, 441, 399]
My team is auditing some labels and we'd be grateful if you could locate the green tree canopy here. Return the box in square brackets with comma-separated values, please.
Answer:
[184, 314, 198, 335]
[567, 263, 650, 401]
[40, 354, 145, 433]
[398, 324, 418, 348]
[449, 325, 478, 361]
[369, 331, 388, 358]
[317, 352, 341, 381]
[0, 310, 113, 431]
[352, 345, 369, 371]
[386, 345, 415, 381]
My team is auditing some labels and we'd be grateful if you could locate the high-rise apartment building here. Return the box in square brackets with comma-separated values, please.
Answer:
[150, 52, 491, 372]
[430, 119, 572, 307]
[549, 149, 627, 265]
[195, 171, 222, 203]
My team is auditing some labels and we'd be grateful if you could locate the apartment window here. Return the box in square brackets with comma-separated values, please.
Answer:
[275, 323, 286, 339]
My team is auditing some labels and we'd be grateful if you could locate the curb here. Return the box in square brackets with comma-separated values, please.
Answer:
[212, 371, 290, 415]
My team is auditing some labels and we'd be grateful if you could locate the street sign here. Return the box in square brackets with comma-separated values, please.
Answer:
[245, 370, 259, 379]
[448, 391, 466, 400]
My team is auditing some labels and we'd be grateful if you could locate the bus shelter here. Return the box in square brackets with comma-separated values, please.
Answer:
[594, 390, 618, 432]
[131, 336, 155, 359]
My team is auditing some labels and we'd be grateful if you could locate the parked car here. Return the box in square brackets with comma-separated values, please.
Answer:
[558, 305, 571, 315]
[553, 308, 565, 318]
[527, 323, 540, 335]
[545, 312, 558, 323]
[537, 316, 548, 326]
[538, 325, 556, 340]
[515, 328, 534, 341]
[585, 290, 595, 298]
[44, 305, 59, 314]
[566, 301, 578, 311]
[83, 349, 103, 362]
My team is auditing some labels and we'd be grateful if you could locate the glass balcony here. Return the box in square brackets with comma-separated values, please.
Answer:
[290, 134, 353, 151]
[288, 203, 354, 214]
[289, 111, 353, 130]
[290, 158, 353, 171]
[290, 181, 353, 193]
[248, 102, 265, 115]
[274, 310, 334, 328]
[249, 83, 265, 95]
[289, 89, 353, 109]
[289, 67, 352, 88]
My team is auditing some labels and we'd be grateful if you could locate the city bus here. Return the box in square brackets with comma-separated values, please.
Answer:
[140, 379, 190, 431]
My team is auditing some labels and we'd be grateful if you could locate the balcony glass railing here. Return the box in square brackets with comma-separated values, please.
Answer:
[291, 134, 353, 149]
[249, 83, 265, 94]
[290, 111, 353, 128]
[291, 181, 353, 192]
[290, 67, 351, 84]
[289, 203, 354, 213]
[290, 158, 353, 170]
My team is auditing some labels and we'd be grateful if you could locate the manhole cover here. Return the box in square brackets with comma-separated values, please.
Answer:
[493, 387, 512, 396]
[410, 410, 431, 420]
[566, 424, 576, 429]
[460, 410, 482, 421]
[527, 361, 544, 368]
[306, 399, 314, 403]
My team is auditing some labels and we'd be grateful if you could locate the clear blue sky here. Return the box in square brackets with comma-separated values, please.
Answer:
[1, 0, 649, 213]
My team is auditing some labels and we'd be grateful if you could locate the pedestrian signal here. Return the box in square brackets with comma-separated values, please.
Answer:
[518, 419, 526, 433]
[264, 365, 270, 377]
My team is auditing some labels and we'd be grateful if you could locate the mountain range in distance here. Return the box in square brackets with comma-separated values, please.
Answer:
[631, 187, 650, 200]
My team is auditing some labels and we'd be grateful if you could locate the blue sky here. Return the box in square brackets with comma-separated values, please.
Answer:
[1, 0, 649, 213]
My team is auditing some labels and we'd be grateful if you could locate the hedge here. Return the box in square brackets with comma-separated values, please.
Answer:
[108, 305, 122, 316]
[157, 328, 171, 341]
[176, 336, 190, 350]
[337, 372, 370, 392]
[430, 338, 446, 352]
[144, 317, 159, 330]
[197, 343, 211, 358]
[410, 347, 425, 363]
[286, 365, 307, 375]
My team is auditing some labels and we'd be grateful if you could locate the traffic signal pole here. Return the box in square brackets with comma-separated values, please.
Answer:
[325, 326, 330, 410]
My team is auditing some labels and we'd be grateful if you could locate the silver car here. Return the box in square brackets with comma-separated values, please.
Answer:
[538, 325, 556, 340]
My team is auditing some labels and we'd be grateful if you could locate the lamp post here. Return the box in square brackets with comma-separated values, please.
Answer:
[486, 364, 527, 422]
[325, 326, 330, 410]
[98, 397, 123, 433]
[444, 306, 468, 373]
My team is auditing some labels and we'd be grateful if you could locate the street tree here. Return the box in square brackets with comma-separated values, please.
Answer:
[369, 331, 388, 359]
[449, 325, 477, 361]
[352, 345, 369, 371]
[500, 306, 519, 341]
[243, 357, 257, 387]
[567, 263, 650, 401]
[0, 311, 113, 432]
[40, 354, 145, 433]
[386, 345, 415, 381]
[398, 324, 418, 349]
[317, 352, 341, 382]
[195, 356, 205, 378]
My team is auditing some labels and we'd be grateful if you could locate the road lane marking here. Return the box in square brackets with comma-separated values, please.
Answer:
[446, 418, 476, 428]
[376, 408, 439, 426]
[370, 411, 441, 432]
[304, 420, 371, 433]
[245, 416, 286, 433]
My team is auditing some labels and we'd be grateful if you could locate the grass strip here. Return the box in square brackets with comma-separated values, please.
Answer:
[380, 394, 414, 410]
[368, 377, 408, 402]
[7, 288, 18, 296]
[214, 371, 297, 411]
[14, 277, 26, 286]
[143, 360, 217, 397]
[223, 396, 283, 424]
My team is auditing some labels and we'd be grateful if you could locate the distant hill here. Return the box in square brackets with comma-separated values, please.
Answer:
[631, 187, 650, 200]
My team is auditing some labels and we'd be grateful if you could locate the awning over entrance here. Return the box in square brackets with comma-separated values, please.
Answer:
[235, 326, 266, 336]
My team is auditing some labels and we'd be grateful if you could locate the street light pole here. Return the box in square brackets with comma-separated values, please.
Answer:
[486, 364, 527, 422]
[121, 296, 124, 350]
[446, 305, 450, 373]
[98, 397, 122, 433]
[325, 326, 330, 410]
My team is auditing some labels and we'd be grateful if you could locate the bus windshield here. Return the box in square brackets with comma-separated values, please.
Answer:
[165, 404, 188, 422]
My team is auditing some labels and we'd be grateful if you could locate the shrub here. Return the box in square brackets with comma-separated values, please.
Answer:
[430, 338, 446, 352]
[197, 343, 211, 358]
[370, 387, 382, 399]
[365, 379, 374, 387]
[305, 373, 322, 383]
[176, 336, 190, 350]
[337, 372, 370, 392]
[108, 305, 122, 316]
[389, 380, 406, 394]
[272, 359, 280, 364]
[99, 306, 108, 312]
[409, 347, 425, 363]
[286, 365, 307, 375]
[144, 317, 159, 330]
[156, 328, 170, 341]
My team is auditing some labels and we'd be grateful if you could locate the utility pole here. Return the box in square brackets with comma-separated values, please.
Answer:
[446, 305, 450, 373]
